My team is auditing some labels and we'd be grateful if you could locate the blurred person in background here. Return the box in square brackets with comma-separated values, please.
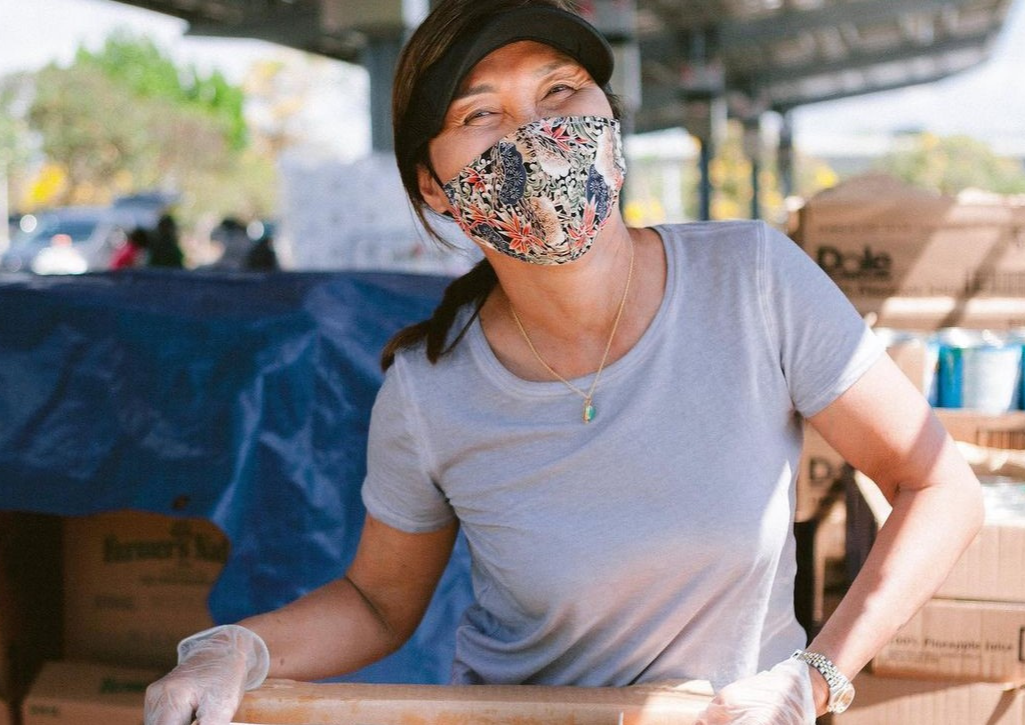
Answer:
[148, 214, 184, 269]
[205, 217, 251, 271]
[111, 227, 150, 270]
[202, 218, 280, 272]
[243, 222, 279, 272]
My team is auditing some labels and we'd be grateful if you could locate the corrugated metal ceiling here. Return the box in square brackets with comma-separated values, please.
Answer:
[109, 0, 1014, 134]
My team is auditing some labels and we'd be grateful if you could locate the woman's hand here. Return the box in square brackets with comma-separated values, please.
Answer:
[144, 624, 270, 725]
[694, 658, 816, 724]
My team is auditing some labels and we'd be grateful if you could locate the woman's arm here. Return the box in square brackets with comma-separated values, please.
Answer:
[802, 352, 984, 714]
[145, 514, 457, 725]
[240, 514, 459, 681]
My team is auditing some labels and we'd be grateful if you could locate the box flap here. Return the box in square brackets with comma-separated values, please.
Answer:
[236, 679, 713, 725]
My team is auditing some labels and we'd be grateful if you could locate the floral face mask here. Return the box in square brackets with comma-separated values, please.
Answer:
[442, 115, 626, 265]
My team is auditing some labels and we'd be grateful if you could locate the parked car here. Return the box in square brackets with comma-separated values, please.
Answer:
[1, 193, 176, 274]
[0, 207, 108, 273]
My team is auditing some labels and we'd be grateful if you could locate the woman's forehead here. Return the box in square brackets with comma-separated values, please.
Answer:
[457, 41, 584, 92]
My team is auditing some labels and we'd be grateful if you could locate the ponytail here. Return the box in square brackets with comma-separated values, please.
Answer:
[381, 259, 498, 371]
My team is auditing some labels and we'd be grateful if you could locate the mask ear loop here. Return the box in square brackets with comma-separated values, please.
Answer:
[425, 160, 456, 218]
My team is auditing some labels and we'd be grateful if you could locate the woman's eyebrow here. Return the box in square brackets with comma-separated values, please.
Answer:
[453, 83, 496, 102]
[453, 59, 579, 101]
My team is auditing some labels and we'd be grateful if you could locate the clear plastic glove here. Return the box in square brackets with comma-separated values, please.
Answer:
[144, 624, 270, 725]
[694, 658, 817, 725]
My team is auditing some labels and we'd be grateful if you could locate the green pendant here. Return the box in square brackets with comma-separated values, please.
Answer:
[583, 402, 596, 423]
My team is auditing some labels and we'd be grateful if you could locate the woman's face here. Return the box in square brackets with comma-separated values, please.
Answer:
[418, 40, 613, 213]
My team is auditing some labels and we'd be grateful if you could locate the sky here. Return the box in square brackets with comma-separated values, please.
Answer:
[792, 0, 1025, 156]
[0, 0, 1024, 157]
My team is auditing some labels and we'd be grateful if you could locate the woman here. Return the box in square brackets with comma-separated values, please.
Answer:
[144, 1, 983, 723]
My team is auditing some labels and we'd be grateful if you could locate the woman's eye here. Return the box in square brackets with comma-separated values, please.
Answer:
[462, 109, 494, 124]
[546, 84, 575, 97]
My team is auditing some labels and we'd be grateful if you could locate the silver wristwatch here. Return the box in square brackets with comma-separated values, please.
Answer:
[791, 649, 856, 714]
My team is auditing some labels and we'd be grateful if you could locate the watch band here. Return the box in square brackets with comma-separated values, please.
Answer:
[791, 649, 856, 714]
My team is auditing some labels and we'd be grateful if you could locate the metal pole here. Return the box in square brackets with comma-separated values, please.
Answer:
[743, 118, 762, 220]
[363, 35, 402, 153]
[698, 138, 713, 221]
[750, 157, 761, 220]
[778, 111, 795, 200]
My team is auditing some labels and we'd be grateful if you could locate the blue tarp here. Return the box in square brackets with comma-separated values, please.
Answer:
[0, 268, 474, 684]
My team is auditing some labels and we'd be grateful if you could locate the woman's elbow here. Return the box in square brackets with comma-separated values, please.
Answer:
[964, 475, 986, 540]
[944, 461, 985, 544]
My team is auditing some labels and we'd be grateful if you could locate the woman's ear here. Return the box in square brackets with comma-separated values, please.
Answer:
[417, 165, 453, 216]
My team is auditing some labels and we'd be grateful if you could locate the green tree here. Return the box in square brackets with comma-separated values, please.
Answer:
[12, 30, 276, 228]
[28, 63, 235, 206]
[875, 132, 1025, 195]
[74, 30, 246, 149]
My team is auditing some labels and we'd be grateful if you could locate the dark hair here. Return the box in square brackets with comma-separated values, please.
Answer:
[381, 0, 623, 371]
[127, 227, 149, 248]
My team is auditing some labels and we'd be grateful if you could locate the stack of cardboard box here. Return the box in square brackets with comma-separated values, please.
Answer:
[792, 175, 1025, 721]
[843, 461, 1025, 723]
[794, 174, 1025, 635]
[0, 509, 229, 725]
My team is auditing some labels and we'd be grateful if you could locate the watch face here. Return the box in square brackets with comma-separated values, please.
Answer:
[830, 684, 856, 714]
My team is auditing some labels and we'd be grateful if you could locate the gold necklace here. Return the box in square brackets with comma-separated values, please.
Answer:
[510, 241, 635, 423]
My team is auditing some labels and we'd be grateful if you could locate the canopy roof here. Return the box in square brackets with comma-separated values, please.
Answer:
[112, 0, 1013, 134]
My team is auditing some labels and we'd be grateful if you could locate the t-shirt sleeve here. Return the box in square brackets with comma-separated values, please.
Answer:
[758, 223, 885, 417]
[361, 356, 456, 532]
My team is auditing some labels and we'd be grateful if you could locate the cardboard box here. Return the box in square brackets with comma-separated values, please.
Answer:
[22, 661, 162, 725]
[236, 678, 713, 725]
[834, 672, 1025, 725]
[935, 409, 1025, 450]
[843, 416, 1025, 621]
[848, 470, 1025, 603]
[873, 598, 1025, 682]
[934, 515, 1025, 604]
[795, 174, 1025, 304]
[853, 295, 1025, 332]
[63, 510, 228, 669]
[797, 422, 847, 523]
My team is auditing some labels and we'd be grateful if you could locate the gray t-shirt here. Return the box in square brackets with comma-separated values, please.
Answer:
[362, 220, 882, 688]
